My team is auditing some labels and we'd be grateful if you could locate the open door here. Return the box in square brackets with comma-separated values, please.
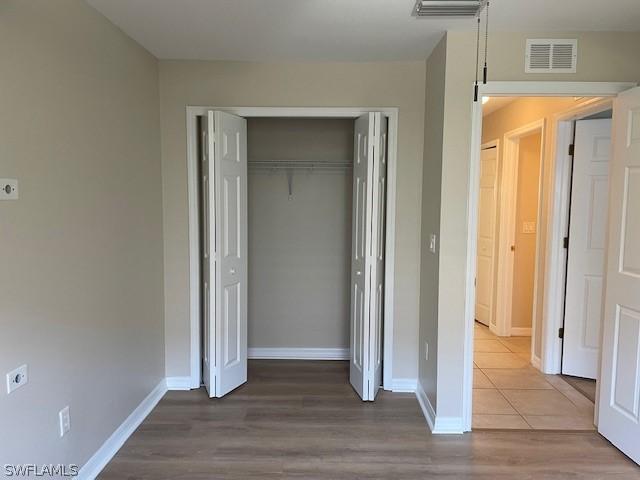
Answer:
[203, 110, 248, 398]
[562, 119, 611, 379]
[598, 87, 640, 464]
[350, 112, 387, 401]
[475, 145, 499, 327]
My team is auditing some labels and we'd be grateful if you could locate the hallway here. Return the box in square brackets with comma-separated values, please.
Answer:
[473, 323, 596, 430]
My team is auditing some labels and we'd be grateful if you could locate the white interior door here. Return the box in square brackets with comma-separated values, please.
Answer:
[350, 112, 386, 401]
[201, 114, 214, 396]
[205, 110, 248, 398]
[475, 145, 499, 327]
[598, 87, 640, 464]
[562, 119, 612, 379]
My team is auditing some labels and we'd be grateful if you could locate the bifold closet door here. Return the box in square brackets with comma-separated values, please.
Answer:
[203, 110, 248, 398]
[350, 112, 387, 401]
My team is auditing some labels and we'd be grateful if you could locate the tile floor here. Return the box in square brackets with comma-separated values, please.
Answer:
[473, 322, 596, 430]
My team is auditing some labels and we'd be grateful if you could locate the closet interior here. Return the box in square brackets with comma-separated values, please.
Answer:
[246, 118, 355, 359]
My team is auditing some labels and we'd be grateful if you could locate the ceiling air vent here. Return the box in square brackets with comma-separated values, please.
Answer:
[413, 0, 486, 17]
[525, 39, 577, 73]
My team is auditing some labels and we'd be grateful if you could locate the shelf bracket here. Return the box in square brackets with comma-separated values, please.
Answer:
[286, 168, 293, 199]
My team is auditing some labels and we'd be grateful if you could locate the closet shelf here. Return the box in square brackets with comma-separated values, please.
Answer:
[248, 160, 352, 198]
[248, 160, 352, 171]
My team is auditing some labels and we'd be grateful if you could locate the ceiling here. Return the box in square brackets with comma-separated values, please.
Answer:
[482, 97, 517, 116]
[86, 0, 640, 62]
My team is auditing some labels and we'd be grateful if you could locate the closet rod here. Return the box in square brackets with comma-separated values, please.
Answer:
[248, 160, 352, 170]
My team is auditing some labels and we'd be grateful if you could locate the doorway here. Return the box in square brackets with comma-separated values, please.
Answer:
[471, 95, 616, 430]
[187, 107, 399, 402]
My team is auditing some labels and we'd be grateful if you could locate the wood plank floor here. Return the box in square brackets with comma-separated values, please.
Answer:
[100, 360, 639, 479]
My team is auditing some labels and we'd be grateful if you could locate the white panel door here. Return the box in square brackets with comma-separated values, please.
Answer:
[598, 87, 640, 464]
[350, 112, 386, 401]
[201, 114, 214, 397]
[475, 145, 499, 327]
[206, 110, 248, 398]
[368, 114, 387, 401]
[562, 119, 612, 379]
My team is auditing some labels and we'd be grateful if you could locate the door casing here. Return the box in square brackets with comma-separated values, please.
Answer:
[186, 106, 399, 392]
[464, 82, 636, 432]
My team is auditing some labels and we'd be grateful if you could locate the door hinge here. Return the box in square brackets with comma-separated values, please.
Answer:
[568, 144, 575, 156]
[563, 236, 569, 249]
[558, 327, 564, 339]
[202, 132, 208, 158]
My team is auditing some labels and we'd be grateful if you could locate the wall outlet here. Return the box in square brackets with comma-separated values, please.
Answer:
[424, 342, 429, 361]
[429, 234, 437, 254]
[59, 406, 71, 437]
[6, 364, 28, 394]
[0, 179, 19, 200]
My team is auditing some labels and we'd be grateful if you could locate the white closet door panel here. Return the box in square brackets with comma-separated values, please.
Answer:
[350, 114, 372, 400]
[212, 110, 248, 398]
[350, 112, 386, 401]
[201, 113, 215, 397]
[368, 113, 387, 401]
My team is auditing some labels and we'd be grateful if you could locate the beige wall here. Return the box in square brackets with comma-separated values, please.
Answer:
[418, 36, 446, 408]
[512, 132, 542, 330]
[424, 30, 640, 422]
[0, 0, 164, 469]
[159, 60, 426, 380]
[247, 118, 353, 349]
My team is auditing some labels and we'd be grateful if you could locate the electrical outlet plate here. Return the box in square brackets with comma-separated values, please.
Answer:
[0, 179, 19, 200]
[6, 364, 28, 394]
[59, 406, 70, 437]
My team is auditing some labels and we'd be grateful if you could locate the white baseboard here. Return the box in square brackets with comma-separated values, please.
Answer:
[248, 347, 349, 360]
[531, 354, 542, 370]
[415, 380, 464, 435]
[78, 379, 167, 480]
[166, 376, 193, 390]
[416, 380, 436, 431]
[389, 378, 417, 393]
[510, 327, 532, 336]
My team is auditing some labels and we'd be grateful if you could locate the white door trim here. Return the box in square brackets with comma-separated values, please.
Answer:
[186, 106, 399, 391]
[494, 119, 545, 343]
[463, 81, 635, 432]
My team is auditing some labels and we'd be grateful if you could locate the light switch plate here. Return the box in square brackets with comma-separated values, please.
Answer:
[0, 179, 19, 200]
[59, 406, 71, 437]
[6, 364, 28, 394]
[523, 221, 536, 234]
[429, 234, 437, 254]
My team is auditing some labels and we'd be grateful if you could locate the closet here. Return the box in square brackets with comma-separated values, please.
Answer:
[247, 118, 354, 357]
[198, 111, 388, 401]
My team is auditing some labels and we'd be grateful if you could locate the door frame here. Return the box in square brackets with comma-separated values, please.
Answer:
[186, 106, 400, 391]
[546, 98, 615, 379]
[463, 82, 636, 431]
[493, 120, 545, 344]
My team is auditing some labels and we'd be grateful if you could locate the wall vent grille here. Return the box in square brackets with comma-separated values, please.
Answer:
[413, 0, 486, 17]
[525, 39, 577, 73]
